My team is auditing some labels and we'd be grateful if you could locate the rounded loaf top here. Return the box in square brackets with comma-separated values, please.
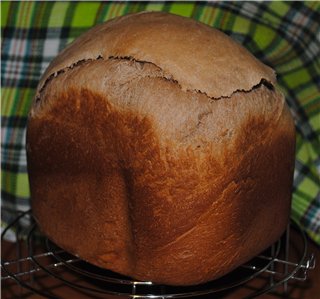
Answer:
[36, 11, 276, 100]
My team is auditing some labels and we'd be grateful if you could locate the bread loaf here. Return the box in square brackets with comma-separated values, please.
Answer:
[27, 12, 295, 285]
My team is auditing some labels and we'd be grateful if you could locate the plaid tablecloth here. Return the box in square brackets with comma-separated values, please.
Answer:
[1, 1, 320, 244]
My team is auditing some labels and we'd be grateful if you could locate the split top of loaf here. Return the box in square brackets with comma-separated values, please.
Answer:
[34, 11, 276, 103]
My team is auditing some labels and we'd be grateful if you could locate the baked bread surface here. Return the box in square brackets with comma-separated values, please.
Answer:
[27, 12, 295, 285]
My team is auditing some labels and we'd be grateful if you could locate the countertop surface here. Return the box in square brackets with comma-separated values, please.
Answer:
[2, 228, 319, 299]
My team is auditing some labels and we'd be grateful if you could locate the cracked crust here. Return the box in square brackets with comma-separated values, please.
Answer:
[35, 11, 275, 99]
[27, 12, 296, 285]
[31, 58, 284, 148]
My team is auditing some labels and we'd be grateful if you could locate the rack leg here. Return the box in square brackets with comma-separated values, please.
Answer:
[29, 216, 35, 285]
[269, 242, 275, 287]
[132, 283, 137, 295]
[283, 222, 290, 294]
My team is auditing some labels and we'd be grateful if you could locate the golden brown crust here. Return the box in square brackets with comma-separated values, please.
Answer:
[27, 12, 295, 285]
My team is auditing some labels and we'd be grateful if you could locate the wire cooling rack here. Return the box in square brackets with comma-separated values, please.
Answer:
[1, 209, 315, 298]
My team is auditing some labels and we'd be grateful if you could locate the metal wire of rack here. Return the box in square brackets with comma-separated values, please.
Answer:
[1, 209, 316, 299]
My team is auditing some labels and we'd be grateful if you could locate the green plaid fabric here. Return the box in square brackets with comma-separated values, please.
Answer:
[2, 1, 320, 244]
